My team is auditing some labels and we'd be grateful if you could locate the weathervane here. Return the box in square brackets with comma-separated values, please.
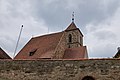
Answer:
[72, 12, 74, 22]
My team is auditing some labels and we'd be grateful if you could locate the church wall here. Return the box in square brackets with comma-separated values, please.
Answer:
[52, 33, 67, 59]
[0, 59, 120, 80]
[67, 43, 80, 48]
[65, 31, 77, 43]
[65, 30, 83, 48]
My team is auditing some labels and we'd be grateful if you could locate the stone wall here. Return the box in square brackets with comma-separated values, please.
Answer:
[65, 29, 83, 48]
[53, 32, 67, 59]
[0, 59, 120, 80]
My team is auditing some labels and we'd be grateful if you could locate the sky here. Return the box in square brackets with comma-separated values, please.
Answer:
[0, 0, 120, 58]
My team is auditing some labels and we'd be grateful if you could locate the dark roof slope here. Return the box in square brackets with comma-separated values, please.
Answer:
[0, 47, 11, 59]
[15, 32, 64, 59]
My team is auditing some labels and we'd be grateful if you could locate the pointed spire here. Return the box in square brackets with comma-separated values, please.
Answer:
[72, 12, 74, 22]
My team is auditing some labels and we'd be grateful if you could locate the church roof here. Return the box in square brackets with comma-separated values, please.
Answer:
[14, 22, 87, 59]
[63, 46, 87, 59]
[65, 22, 83, 36]
[0, 47, 11, 59]
[15, 32, 64, 59]
[65, 22, 77, 30]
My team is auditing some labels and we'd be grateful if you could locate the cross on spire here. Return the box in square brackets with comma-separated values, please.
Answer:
[72, 12, 74, 22]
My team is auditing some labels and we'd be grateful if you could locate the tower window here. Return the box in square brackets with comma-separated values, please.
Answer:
[69, 34, 72, 43]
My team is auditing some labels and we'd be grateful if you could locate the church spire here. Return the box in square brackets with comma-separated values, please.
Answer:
[72, 12, 74, 22]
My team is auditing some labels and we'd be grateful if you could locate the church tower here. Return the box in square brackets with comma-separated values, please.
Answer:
[65, 22, 83, 48]
[65, 12, 83, 48]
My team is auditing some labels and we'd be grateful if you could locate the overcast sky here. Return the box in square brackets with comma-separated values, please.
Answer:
[0, 0, 120, 58]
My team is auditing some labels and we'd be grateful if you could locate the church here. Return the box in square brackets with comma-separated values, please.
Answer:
[14, 17, 88, 59]
[1, 16, 120, 80]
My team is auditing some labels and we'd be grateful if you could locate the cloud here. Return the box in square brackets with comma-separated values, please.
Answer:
[85, 5, 120, 58]
[32, 0, 120, 32]
[0, 0, 48, 58]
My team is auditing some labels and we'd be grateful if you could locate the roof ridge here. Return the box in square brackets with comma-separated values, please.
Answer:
[32, 31, 64, 39]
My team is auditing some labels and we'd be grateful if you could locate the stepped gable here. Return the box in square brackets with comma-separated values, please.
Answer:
[14, 32, 64, 59]
[0, 47, 11, 59]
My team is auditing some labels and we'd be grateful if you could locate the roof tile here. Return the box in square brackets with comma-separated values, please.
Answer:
[63, 46, 87, 59]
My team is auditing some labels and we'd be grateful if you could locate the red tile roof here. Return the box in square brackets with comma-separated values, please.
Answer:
[15, 32, 64, 59]
[0, 47, 11, 59]
[63, 46, 88, 59]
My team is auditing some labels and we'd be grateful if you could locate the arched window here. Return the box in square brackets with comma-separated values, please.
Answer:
[68, 34, 72, 43]
[82, 76, 95, 80]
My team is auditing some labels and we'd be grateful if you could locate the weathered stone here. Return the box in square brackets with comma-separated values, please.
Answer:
[0, 59, 119, 80]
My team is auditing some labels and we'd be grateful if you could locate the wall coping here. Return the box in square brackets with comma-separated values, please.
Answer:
[0, 58, 120, 61]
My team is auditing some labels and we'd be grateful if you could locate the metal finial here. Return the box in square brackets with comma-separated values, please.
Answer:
[72, 12, 74, 22]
